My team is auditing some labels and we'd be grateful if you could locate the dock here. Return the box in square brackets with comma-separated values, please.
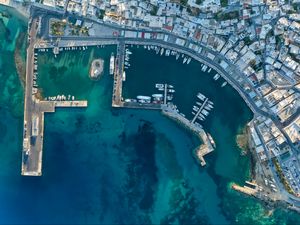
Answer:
[191, 98, 208, 124]
[112, 41, 125, 107]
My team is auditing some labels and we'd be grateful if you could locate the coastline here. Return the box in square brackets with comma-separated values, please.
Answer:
[14, 31, 26, 87]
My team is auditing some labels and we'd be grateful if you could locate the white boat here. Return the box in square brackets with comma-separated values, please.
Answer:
[160, 48, 164, 55]
[183, 57, 187, 64]
[207, 104, 214, 109]
[213, 74, 220, 80]
[221, 81, 227, 87]
[122, 71, 126, 81]
[152, 94, 163, 98]
[196, 102, 202, 106]
[176, 54, 179, 60]
[204, 105, 211, 111]
[187, 57, 191, 64]
[202, 109, 209, 116]
[198, 114, 205, 120]
[168, 89, 175, 93]
[192, 112, 196, 115]
[193, 106, 199, 111]
[165, 49, 170, 56]
[168, 85, 174, 88]
[208, 68, 212, 73]
[110, 53, 115, 75]
[208, 100, 214, 105]
[197, 93, 206, 101]
[147, 46, 151, 50]
[155, 84, 164, 89]
[125, 49, 132, 54]
[155, 47, 160, 54]
[137, 95, 151, 100]
[208, 133, 216, 148]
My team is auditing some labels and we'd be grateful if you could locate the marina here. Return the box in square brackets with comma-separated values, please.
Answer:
[112, 44, 216, 165]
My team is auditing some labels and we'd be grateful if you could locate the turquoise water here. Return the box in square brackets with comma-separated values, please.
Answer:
[1, 6, 300, 224]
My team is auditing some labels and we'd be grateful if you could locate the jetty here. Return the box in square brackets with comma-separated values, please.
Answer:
[161, 104, 214, 166]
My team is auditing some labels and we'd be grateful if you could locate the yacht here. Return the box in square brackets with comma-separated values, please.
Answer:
[109, 53, 115, 75]
[160, 48, 164, 55]
[155, 84, 164, 89]
[197, 93, 206, 101]
[187, 57, 191, 64]
[122, 71, 126, 81]
[183, 57, 187, 64]
[221, 81, 227, 87]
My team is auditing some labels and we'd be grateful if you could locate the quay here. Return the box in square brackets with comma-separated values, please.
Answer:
[21, 18, 88, 176]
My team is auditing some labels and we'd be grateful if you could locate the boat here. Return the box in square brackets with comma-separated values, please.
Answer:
[109, 53, 115, 75]
[137, 95, 151, 100]
[158, 88, 164, 91]
[125, 62, 130, 66]
[187, 57, 191, 64]
[202, 109, 209, 116]
[208, 100, 214, 105]
[207, 104, 214, 109]
[208, 68, 212, 73]
[221, 81, 227, 87]
[196, 102, 202, 106]
[180, 113, 186, 117]
[197, 93, 206, 101]
[176, 54, 180, 60]
[167, 95, 173, 101]
[213, 74, 220, 80]
[147, 45, 151, 50]
[125, 49, 132, 54]
[168, 89, 175, 93]
[193, 106, 199, 111]
[155, 47, 160, 54]
[183, 57, 187, 64]
[152, 94, 163, 98]
[168, 84, 174, 88]
[192, 112, 196, 115]
[155, 83, 164, 89]
[204, 105, 211, 111]
[208, 133, 216, 148]
[122, 71, 126, 81]
[165, 49, 170, 56]
[160, 48, 164, 55]
[198, 114, 205, 120]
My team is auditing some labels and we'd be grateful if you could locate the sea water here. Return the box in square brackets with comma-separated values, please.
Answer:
[1, 6, 300, 224]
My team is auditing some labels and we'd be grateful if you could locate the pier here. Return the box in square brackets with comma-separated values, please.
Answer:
[112, 41, 125, 107]
[191, 98, 208, 124]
